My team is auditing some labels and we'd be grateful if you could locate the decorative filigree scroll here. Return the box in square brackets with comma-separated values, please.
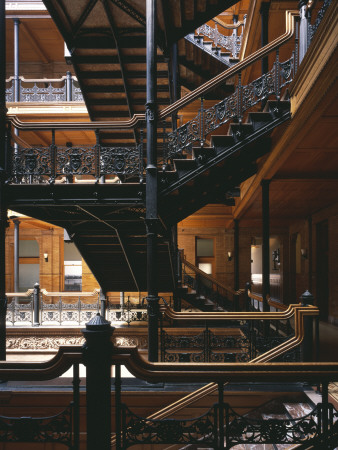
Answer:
[20, 83, 66, 102]
[165, 53, 295, 158]
[122, 403, 217, 447]
[226, 403, 336, 447]
[0, 405, 73, 447]
[8, 144, 142, 184]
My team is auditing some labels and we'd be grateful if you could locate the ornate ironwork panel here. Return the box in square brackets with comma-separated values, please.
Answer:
[72, 80, 84, 102]
[309, 0, 332, 42]
[56, 146, 95, 176]
[5, 84, 14, 102]
[20, 82, 67, 102]
[122, 403, 217, 448]
[241, 66, 276, 112]
[100, 147, 140, 177]
[279, 56, 295, 90]
[226, 403, 337, 447]
[204, 91, 238, 136]
[12, 147, 51, 178]
[0, 404, 73, 447]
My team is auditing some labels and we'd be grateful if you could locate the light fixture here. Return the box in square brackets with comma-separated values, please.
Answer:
[272, 249, 280, 270]
[44, 253, 48, 262]
[301, 248, 308, 259]
[227, 251, 232, 261]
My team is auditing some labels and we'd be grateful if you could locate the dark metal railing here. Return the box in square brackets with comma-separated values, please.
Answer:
[164, 50, 295, 161]
[6, 72, 83, 103]
[181, 256, 242, 311]
[160, 327, 252, 363]
[6, 287, 148, 327]
[6, 130, 144, 184]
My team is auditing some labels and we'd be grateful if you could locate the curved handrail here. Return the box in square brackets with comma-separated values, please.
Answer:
[6, 289, 33, 298]
[0, 346, 82, 380]
[7, 10, 298, 132]
[182, 257, 242, 297]
[40, 288, 100, 298]
[111, 302, 319, 445]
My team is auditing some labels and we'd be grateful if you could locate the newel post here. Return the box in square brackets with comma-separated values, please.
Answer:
[82, 314, 114, 450]
[33, 282, 40, 326]
[300, 290, 314, 362]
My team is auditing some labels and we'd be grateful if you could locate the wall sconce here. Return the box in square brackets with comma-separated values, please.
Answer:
[272, 249, 280, 270]
[44, 253, 48, 262]
[227, 251, 233, 262]
[301, 248, 308, 259]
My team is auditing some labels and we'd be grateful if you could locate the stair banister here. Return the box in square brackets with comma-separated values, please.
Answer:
[7, 10, 298, 132]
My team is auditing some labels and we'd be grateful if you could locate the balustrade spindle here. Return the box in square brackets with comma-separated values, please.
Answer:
[50, 129, 56, 184]
[139, 129, 144, 183]
[200, 96, 205, 147]
[94, 129, 100, 182]
[276, 48, 280, 101]
[237, 72, 242, 124]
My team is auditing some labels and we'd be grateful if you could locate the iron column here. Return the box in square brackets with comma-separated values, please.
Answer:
[261, 180, 270, 313]
[13, 219, 20, 303]
[0, 0, 7, 361]
[145, 0, 159, 362]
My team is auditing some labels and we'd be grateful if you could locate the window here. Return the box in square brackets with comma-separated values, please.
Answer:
[64, 242, 82, 291]
[19, 240, 39, 291]
[196, 237, 215, 276]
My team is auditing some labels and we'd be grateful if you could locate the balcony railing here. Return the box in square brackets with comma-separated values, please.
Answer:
[6, 72, 83, 103]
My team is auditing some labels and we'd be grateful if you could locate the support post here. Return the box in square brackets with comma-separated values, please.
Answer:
[66, 71, 72, 101]
[82, 314, 113, 450]
[13, 219, 20, 304]
[234, 219, 239, 309]
[72, 362, 80, 450]
[218, 381, 225, 449]
[100, 288, 106, 318]
[33, 282, 40, 326]
[13, 19, 20, 152]
[115, 364, 122, 450]
[145, 0, 159, 362]
[301, 290, 314, 362]
[0, 0, 7, 362]
[260, 3, 270, 109]
[298, 0, 309, 65]
[261, 180, 270, 313]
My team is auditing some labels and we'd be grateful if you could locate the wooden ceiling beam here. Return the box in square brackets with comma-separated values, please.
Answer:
[20, 21, 49, 63]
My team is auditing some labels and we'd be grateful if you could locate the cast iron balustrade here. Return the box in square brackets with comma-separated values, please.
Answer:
[165, 50, 295, 161]
[308, 0, 333, 42]
[7, 140, 144, 184]
[6, 73, 83, 103]
[196, 16, 246, 58]
[160, 326, 252, 363]
[180, 256, 242, 311]
[6, 289, 147, 326]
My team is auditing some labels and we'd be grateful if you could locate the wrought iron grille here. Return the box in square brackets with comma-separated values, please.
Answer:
[5, 76, 84, 103]
[165, 52, 295, 160]
[160, 328, 252, 363]
[0, 404, 73, 447]
[8, 143, 143, 184]
[119, 401, 338, 449]
[121, 403, 217, 448]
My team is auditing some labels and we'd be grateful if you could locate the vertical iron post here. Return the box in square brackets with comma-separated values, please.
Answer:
[0, 0, 7, 361]
[234, 219, 239, 309]
[298, 0, 309, 65]
[100, 288, 106, 318]
[261, 180, 270, 316]
[145, 0, 159, 362]
[33, 282, 40, 326]
[115, 364, 122, 449]
[13, 219, 20, 303]
[66, 71, 72, 101]
[13, 19, 20, 102]
[300, 290, 314, 362]
[72, 362, 80, 450]
[82, 314, 113, 450]
[260, 3, 269, 109]
[218, 382, 225, 449]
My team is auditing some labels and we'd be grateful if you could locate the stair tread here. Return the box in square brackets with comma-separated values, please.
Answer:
[283, 402, 314, 419]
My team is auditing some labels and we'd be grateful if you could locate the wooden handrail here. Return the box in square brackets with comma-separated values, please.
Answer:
[6, 289, 33, 297]
[7, 10, 298, 131]
[247, 289, 290, 311]
[182, 257, 241, 296]
[40, 288, 100, 297]
[111, 305, 320, 445]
